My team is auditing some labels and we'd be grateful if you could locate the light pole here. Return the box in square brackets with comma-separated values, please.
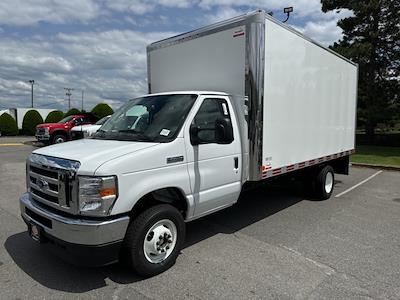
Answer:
[29, 80, 35, 108]
[81, 90, 84, 111]
[64, 87, 74, 110]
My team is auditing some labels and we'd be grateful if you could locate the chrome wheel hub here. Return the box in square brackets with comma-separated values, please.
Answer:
[143, 219, 177, 264]
[325, 171, 333, 194]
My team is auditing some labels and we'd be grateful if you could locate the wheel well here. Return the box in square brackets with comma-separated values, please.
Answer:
[52, 130, 67, 137]
[130, 187, 188, 220]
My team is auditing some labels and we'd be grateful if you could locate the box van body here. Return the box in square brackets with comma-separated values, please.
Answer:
[19, 10, 357, 276]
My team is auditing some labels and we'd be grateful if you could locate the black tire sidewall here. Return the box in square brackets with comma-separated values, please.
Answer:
[52, 134, 66, 144]
[315, 165, 334, 200]
[125, 204, 185, 277]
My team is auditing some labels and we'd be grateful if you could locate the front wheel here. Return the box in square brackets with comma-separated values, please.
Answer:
[123, 204, 185, 277]
[52, 134, 67, 144]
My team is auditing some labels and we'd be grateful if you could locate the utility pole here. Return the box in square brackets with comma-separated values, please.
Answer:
[64, 87, 74, 110]
[29, 80, 35, 108]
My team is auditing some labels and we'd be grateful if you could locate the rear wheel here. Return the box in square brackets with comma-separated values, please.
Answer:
[123, 204, 185, 277]
[313, 165, 335, 200]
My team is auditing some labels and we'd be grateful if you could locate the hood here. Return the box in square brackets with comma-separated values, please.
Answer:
[37, 123, 66, 129]
[33, 138, 159, 174]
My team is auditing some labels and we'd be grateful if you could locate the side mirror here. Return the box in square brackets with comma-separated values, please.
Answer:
[190, 117, 234, 146]
[215, 117, 234, 144]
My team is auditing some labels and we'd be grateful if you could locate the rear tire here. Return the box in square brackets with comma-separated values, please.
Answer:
[123, 204, 185, 277]
[313, 165, 335, 200]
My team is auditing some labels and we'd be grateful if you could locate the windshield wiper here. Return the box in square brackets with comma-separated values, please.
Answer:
[117, 130, 156, 142]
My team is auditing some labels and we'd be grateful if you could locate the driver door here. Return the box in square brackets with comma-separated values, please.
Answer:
[184, 96, 241, 217]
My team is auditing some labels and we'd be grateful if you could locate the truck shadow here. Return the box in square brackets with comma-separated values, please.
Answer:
[4, 179, 308, 293]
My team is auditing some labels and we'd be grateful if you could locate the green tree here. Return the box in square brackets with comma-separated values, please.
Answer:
[91, 103, 114, 119]
[22, 110, 43, 135]
[322, 0, 400, 141]
[63, 108, 80, 117]
[0, 113, 18, 136]
[45, 110, 64, 123]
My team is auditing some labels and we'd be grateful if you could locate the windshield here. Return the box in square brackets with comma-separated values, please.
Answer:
[95, 115, 111, 125]
[58, 116, 74, 123]
[93, 94, 197, 142]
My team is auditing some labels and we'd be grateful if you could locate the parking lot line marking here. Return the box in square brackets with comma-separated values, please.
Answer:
[335, 170, 383, 198]
[0, 143, 24, 146]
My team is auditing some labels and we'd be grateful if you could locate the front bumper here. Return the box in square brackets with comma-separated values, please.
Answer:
[20, 193, 130, 266]
[35, 134, 50, 141]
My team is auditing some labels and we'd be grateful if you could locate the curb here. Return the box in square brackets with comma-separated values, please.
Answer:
[23, 140, 44, 147]
[351, 162, 400, 171]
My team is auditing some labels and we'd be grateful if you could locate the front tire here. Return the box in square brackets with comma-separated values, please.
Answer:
[52, 134, 67, 144]
[124, 204, 185, 277]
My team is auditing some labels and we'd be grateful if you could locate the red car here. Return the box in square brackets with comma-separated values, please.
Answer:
[35, 113, 98, 144]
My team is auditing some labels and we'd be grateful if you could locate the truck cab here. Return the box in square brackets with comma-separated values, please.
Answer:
[21, 91, 243, 275]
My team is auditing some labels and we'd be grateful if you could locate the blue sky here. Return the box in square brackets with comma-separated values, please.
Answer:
[0, 0, 351, 111]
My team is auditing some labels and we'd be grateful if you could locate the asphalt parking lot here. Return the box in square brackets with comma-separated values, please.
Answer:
[1, 140, 399, 299]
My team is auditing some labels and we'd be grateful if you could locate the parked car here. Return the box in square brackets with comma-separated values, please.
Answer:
[35, 113, 98, 144]
[70, 115, 111, 140]
[21, 10, 357, 277]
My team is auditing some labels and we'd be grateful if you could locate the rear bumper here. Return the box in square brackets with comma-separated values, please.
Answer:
[20, 193, 130, 266]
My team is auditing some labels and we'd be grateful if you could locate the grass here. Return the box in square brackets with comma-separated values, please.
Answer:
[351, 145, 400, 167]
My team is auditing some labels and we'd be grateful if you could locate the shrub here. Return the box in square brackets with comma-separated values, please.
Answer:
[45, 110, 64, 123]
[0, 113, 19, 136]
[63, 108, 81, 117]
[91, 103, 114, 119]
[22, 110, 43, 136]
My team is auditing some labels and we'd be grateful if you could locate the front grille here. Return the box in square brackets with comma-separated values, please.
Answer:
[36, 128, 45, 135]
[28, 154, 80, 215]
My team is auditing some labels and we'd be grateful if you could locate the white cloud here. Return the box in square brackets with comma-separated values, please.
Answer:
[204, 6, 245, 23]
[0, 0, 100, 26]
[104, 0, 195, 15]
[293, 9, 353, 46]
[0, 30, 176, 110]
[199, 0, 322, 18]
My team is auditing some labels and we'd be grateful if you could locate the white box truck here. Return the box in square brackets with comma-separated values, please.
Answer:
[19, 10, 357, 276]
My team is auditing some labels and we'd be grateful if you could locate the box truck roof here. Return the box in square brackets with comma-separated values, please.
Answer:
[148, 9, 357, 67]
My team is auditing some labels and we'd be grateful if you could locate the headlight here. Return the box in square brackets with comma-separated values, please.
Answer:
[78, 176, 118, 216]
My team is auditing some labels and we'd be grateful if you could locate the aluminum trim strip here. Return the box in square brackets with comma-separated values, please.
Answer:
[261, 149, 355, 179]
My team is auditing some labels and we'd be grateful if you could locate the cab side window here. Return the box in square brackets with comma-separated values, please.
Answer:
[192, 98, 232, 144]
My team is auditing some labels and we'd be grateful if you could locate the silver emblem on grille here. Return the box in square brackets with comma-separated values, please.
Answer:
[37, 178, 49, 190]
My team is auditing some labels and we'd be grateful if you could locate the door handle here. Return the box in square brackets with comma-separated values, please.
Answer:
[234, 157, 239, 169]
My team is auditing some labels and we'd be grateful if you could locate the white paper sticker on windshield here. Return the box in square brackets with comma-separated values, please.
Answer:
[222, 103, 229, 115]
[160, 129, 170, 136]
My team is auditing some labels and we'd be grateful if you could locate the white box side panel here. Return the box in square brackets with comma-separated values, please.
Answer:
[262, 19, 357, 170]
[149, 26, 246, 96]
